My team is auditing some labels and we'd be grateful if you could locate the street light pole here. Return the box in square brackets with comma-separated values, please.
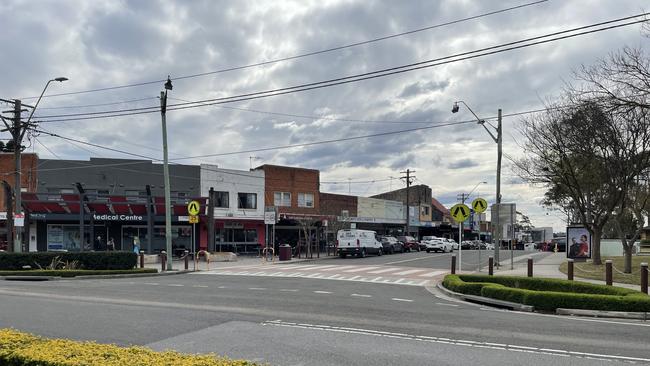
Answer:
[160, 77, 173, 270]
[452, 102, 502, 267]
[12, 77, 67, 252]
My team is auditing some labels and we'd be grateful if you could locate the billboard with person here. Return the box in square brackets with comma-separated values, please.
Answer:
[566, 226, 591, 259]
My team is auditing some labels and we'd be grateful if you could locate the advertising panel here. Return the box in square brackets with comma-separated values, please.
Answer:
[567, 225, 591, 259]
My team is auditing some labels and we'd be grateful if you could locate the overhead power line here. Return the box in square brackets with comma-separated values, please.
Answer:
[33, 14, 648, 123]
[21, 1, 547, 100]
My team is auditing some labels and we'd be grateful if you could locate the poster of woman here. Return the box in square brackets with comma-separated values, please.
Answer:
[567, 226, 591, 259]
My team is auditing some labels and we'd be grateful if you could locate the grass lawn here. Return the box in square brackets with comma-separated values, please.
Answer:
[559, 256, 649, 285]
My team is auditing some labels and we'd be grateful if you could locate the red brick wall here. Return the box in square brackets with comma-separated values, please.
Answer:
[0, 153, 38, 211]
[320, 193, 357, 217]
[257, 165, 320, 216]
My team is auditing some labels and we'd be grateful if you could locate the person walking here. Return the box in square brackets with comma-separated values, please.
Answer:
[107, 237, 115, 251]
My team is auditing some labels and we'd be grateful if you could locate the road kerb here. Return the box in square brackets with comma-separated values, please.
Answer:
[436, 282, 534, 312]
[556, 308, 649, 320]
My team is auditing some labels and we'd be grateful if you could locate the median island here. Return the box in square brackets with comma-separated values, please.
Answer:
[443, 274, 650, 312]
[0, 329, 257, 366]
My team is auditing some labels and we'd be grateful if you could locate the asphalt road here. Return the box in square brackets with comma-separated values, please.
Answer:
[0, 271, 648, 366]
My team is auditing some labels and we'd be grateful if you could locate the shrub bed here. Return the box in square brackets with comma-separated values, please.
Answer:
[442, 274, 650, 312]
[0, 268, 157, 277]
[0, 252, 137, 270]
[0, 329, 256, 366]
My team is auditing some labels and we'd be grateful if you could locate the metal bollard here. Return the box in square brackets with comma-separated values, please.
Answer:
[451, 255, 457, 274]
[641, 262, 648, 295]
[139, 250, 145, 269]
[161, 251, 167, 272]
[605, 260, 613, 286]
[488, 256, 494, 276]
[527, 257, 533, 277]
[567, 259, 574, 281]
[184, 250, 189, 270]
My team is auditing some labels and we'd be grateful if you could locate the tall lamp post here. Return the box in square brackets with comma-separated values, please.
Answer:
[452, 101, 502, 266]
[14, 77, 68, 252]
[160, 76, 173, 270]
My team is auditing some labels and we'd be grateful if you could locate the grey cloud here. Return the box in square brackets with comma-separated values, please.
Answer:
[448, 158, 480, 169]
[399, 80, 450, 98]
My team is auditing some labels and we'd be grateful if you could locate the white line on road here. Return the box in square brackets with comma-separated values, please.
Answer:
[350, 294, 372, 298]
[436, 302, 460, 307]
[262, 320, 650, 363]
[383, 255, 444, 265]
[391, 298, 414, 302]
[279, 289, 299, 292]
[248, 287, 266, 290]
[367, 267, 401, 274]
[343, 266, 379, 273]
[192, 285, 208, 288]
[217, 286, 227, 289]
[393, 269, 426, 275]
[167, 284, 184, 287]
[313, 291, 332, 294]
[419, 271, 447, 277]
[143, 283, 159, 286]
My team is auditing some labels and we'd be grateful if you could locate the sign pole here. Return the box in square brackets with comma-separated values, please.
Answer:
[458, 221, 462, 272]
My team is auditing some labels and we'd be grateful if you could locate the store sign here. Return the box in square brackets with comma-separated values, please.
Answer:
[93, 214, 145, 221]
[0, 212, 7, 220]
[224, 222, 244, 229]
[264, 206, 278, 224]
[14, 213, 24, 227]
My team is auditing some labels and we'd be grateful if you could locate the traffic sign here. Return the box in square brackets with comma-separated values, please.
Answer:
[472, 197, 488, 213]
[450, 203, 471, 223]
[189, 215, 199, 224]
[187, 200, 201, 216]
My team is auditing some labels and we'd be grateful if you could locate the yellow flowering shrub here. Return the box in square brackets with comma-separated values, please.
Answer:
[0, 329, 259, 366]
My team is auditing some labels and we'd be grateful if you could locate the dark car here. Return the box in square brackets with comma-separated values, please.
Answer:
[397, 236, 421, 252]
[379, 236, 405, 254]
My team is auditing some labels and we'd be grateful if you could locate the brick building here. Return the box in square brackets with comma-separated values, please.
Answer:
[371, 184, 432, 236]
[254, 164, 320, 217]
[0, 153, 39, 210]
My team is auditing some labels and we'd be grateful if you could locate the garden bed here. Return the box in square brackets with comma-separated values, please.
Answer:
[559, 256, 648, 285]
[442, 274, 650, 312]
[0, 268, 158, 277]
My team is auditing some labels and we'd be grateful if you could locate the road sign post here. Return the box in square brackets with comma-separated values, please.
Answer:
[187, 201, 201, 267]
[450, 203, 471, 273]
[471, 198, 488, 272]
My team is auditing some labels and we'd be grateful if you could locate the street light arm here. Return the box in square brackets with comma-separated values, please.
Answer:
[455, 101, 483, 123]
[25, 79, 54, 126]
[467, 181, 488, 198]
[479, 121, 499, 143]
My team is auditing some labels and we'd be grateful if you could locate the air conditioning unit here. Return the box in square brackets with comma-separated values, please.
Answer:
[341, 210, 349, 219]
[226, 213, 234, 217]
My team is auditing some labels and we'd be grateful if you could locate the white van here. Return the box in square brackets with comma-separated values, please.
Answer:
[337, 229, 383, 258]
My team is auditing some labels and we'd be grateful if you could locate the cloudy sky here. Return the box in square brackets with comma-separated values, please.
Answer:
[1, 0, 648, 231]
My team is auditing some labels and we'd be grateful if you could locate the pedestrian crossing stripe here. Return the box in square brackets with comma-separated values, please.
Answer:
[450, 203, 471, 223]
[472, 197, 488, 213]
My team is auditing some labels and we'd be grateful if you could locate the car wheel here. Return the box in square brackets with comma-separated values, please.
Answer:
[339, 253, 347, 258]
[378, 248, 383, 256]
[426, 249, 430, 253]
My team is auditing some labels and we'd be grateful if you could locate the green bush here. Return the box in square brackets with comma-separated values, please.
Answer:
[443, 274, 650, 312]
[0, 268, 157, 277]
[0, 252, 137, 270]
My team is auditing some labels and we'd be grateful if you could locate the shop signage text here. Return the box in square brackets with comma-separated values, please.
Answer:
[93, 214, 144, 221]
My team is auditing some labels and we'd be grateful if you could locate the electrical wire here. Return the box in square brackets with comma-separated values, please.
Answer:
[21, 1, 548, 100]
[33, 14, 648, 123]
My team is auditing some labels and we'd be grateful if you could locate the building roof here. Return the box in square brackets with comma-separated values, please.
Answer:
[253, 164, 319, 173]
[431, 197, 449, 214]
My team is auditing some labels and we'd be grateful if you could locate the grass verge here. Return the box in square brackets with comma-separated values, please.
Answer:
[0, 268, 157, 277]
[0, 329, 257, 365]
[443, 274, 650, 312]
[558, 256, 649, 285]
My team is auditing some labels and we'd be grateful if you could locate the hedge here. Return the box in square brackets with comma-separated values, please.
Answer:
[0, 329, 257, 366]
[0, 252, 137, 270]
[0, 268, 157, 277]
[442, 274, 650, 312]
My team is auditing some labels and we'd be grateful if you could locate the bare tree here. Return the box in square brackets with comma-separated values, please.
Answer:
[515, 101, 650, 265]
[611, 179, 650, 273]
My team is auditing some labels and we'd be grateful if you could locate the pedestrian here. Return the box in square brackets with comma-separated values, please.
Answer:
[107, 237, 115, 251]
[133, 236, 140, 254]
[95, 236, 103, 251]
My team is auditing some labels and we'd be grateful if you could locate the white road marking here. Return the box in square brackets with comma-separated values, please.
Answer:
[192, 285, 208, 288]
[418, 271, 447, 277]
[383, 255, 443, 265]
[392, 298, 414, 302]
[143, 283, 159, 286]
[343, 266, 379, 273]
[370, 277, 383, 282]
[313, 291, 332, 294]
[367, 267, 401, 274]
[319, 265, 357, 271]
[436, 302, 460, 307]
[351, 294, 372, 298]
[217, 285, 227, 289]
[248, 287, 266, 290]
[393, 269, 426, 275]
[279, 289, 299, 292]
[167, 284, 184, 287]
[262, 320, 650, 363]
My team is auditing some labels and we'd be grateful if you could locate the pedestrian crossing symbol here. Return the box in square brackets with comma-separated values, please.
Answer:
[450, 203, 471, 223]
[471, 197, 488, 213]
[187, 200, 201, 216]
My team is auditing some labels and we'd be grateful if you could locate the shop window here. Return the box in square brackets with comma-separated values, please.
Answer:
[422, 206, 430, 216]
[238, 193, 257, 209]
[214, 191, 229, 208]
[215, 228, 258, 243]
[274, 192, 291, 207]
[298, 193, 314, 208]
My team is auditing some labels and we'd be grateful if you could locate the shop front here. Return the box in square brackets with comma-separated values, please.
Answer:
[213, 220, 265, 254]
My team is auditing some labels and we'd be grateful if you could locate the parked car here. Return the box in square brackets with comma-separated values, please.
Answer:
[425, 238, 452, 253]
[336, 229, 383, 258]
[460, 241, 473, 250]
[397, 236, 421, 252]
[446, 238, 459, 250]
[379, 236, 405, 254]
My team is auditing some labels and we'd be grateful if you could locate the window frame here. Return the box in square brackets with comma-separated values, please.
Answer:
[274, 191, 292, 207]
[214, 191, 229, 208]
[237, 192, 258, 209]
[297, 192, 314, 208]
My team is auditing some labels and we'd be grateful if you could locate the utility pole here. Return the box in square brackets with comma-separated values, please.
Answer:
[160, 77, 173, 270]
[12, 100, 23, 252]
[495, 109, 502, 266]
[400, 169, 415, 236]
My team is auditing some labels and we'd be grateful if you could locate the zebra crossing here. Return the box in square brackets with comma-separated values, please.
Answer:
[194, 263, 448, 286]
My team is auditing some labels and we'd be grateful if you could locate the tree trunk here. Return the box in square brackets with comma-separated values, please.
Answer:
[592, 227, 602, 265]
[623, 242, 633, 274]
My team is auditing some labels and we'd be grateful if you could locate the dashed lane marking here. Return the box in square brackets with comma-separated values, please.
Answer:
[391, 298, 414, 302]
[313, 291, 332, 294]
[167, 284, 184, 287]
[351, 294, 372, 298]
[343, 266, 380, 273]
[192, 285, 208, 288]
[436, 302, 460, 307]
[248, 287, 266, 290]
[367, 267, 402, 274]
[393, 269, 426, 275]
[418, 271, 447, 277]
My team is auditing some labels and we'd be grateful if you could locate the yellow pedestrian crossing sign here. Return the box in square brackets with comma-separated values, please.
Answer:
[471, 197, 488, 213]
[450, 203, 471, 223]
[187, 200, 201, 216]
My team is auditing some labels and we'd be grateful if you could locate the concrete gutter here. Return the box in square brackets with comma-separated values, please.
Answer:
[556, 308, 649, 320]
[436, 282, 534, 312]
[1, 270, 194, 281]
